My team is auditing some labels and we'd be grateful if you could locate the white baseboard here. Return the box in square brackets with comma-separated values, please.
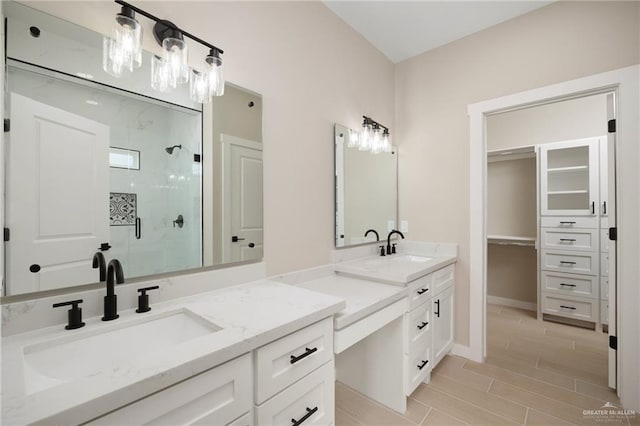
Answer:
[450, 344, 483, 363]
[487, 295, 536, 312]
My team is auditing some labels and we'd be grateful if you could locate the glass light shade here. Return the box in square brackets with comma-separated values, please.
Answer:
[382, 132, 392, 152]
[206, 54, 225, 97]
[190, 69, 211, 103]
[102, 13, 142, 77]
[347, 128, 359, 148]
[151, 55, 172, 92]
[162, 37, 189, 86]
[371, 127, 382, 154]
[359, 123, 372, 151]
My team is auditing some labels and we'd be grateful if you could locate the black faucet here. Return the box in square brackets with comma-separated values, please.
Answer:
[103, 259, 125, 321]
[386, 230, 405, 255]
[92, 252, 106, 282]
[364, 229, 380, 241]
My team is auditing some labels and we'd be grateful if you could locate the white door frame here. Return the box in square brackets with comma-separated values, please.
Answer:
[468, 65, 639, 410]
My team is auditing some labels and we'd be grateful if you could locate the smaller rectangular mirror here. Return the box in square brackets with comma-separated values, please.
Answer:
[334, 123, 398, 247]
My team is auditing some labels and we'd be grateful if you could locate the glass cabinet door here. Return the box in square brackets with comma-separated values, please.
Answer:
[539, 138, 601, 216]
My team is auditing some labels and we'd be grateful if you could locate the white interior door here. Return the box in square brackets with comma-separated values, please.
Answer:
[6, 93, 109, 295]
[605, 93, 617, 390]
[222, 135, 263, 263]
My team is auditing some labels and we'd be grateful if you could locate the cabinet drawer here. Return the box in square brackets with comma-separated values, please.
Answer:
[404, 302, 431, 355]
[601, 301, 608, 325]
[432, 264, 455, 295]
[256, 361, 334, 426]
[407, 274, 432, 311]
[600, 229, 609, 252]
[87, 354, 252, 426]
[541, 216, 598, 229]
[541, 250, 598, 276]
[601, 277, 609, 301]
[601, 253, 609, 276]
[405, 345, 431, 396]
[542, 294, 597, 322]
[542, 271, 598, 299]
[541, 228, 597, 251]
[255, 318, 333, 404]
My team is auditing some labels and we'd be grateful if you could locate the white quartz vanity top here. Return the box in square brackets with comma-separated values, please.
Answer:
[334, 253, 457, 285]
[1, 280, 345, 425]
[296, 275, 408, 330]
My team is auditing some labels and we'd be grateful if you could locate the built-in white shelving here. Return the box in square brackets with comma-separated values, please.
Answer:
[487, 235, 536, 247]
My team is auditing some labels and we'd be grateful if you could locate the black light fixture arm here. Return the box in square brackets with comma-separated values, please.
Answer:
[362, 115, 390, 133]
[114, 0, 224, 54]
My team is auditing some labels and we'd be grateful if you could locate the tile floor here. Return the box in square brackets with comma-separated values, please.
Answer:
[335, 304, 637, 425]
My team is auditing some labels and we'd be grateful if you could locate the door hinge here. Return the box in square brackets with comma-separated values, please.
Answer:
[609, 335, 617, 350]
[3, 119, 9, 133]
[193, 154, 201, 163]
[99, 242, 112, 251]
[3, 227, 9, 242]
[609, 227, 617, 241]
[608, 119, 616, 133]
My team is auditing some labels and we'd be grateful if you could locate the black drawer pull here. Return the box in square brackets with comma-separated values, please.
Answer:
[559, 283, 577, 288]
[559, 261, 576, 265]
[435, 300, 440, 317]
[417, 288, 428, 295]
[559, 238, 576, 242]
[559, 221, 576, 225]
[290, 347, 318, 364]
[418, 360, 429, 370]
[417, 321, 429, 330]
[560, 305, 576, 310]
[291, 407, 318, 426]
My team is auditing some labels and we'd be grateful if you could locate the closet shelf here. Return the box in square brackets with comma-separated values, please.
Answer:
[487, 235, 536, 247]
[547, 190, 588, 195]
[547, 165, 588, 173]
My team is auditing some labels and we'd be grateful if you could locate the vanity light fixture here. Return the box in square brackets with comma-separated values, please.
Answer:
[103, 1, 225, 103]
[357, 116, 392, 154]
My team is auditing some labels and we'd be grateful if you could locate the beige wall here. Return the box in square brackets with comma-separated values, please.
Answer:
[26, 1, 395, 275]
[487, 245, 537, 304]
[395, 1, 640, 346]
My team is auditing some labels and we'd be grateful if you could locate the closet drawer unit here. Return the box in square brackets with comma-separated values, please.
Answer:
[405, 344, 431, 396]
[600, 253, 609, 276]
[600, 229, 609, 252]
[255, 318, 333, 404]
[407, 274, 432, 311]
[541, 216, 598, 229]
[541, 249, 598, 276]
[542, 294, 596, 322]
[601, 277, 609, 301]
[541, 271, 598, 299]
[256, 361, 334, 426]
[404, 302, 432, 355]
[541, 228, 597, 252]
[87, 353, 252, 426]
[432, 264, 455, 295]
[601, 301, 608, 325]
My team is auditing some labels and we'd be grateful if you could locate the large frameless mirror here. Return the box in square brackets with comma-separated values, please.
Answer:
[2, 2, 264, 298]
[334, 123, 397, 247]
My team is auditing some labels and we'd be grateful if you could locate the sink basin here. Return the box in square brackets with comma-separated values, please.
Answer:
[388, 255, 433, 264]
[22, 308, 221, 395]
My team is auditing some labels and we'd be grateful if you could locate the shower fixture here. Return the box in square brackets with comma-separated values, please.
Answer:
[165, 144, 182, 154]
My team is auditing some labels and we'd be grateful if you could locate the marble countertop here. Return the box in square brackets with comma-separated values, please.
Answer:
[333, 253, 457, 285]
[1, 280, 345, 425]
[296, 275, 408, 330]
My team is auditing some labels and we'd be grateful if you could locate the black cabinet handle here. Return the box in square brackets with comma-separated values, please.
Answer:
[559, 283, 577, 288]
[559, 238, 576, 242]
[291, 407, 318, 426]
[417, 288, 428, 295]
[417, 360, 429, 370]
[29, 264, 41, 273]
[417, 321, 429, 330]
[248, 242, 255, 248]
[559, 261, 576, 265]
[591, 201, 595, 214]
[560, 305, 576, 310]
[559, 221, 576, 225]
[435, 300, 440, 317]
[290, 347, 318, 364]
[135, 217, 141, 239]
[603, 201, 607, 215]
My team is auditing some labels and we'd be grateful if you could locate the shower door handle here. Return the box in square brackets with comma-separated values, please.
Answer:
[135, 217, 141, 239]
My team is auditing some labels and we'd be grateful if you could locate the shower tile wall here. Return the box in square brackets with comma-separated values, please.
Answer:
[8, 67, 202, 279]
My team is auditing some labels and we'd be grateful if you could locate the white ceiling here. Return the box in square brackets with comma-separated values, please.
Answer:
[324, 1, 553, 63]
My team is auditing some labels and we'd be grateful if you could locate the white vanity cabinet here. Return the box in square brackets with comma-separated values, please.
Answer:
[403, 263, 455, 396]
[254, 317, 335, 426]
[86, 353, 254, 426]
